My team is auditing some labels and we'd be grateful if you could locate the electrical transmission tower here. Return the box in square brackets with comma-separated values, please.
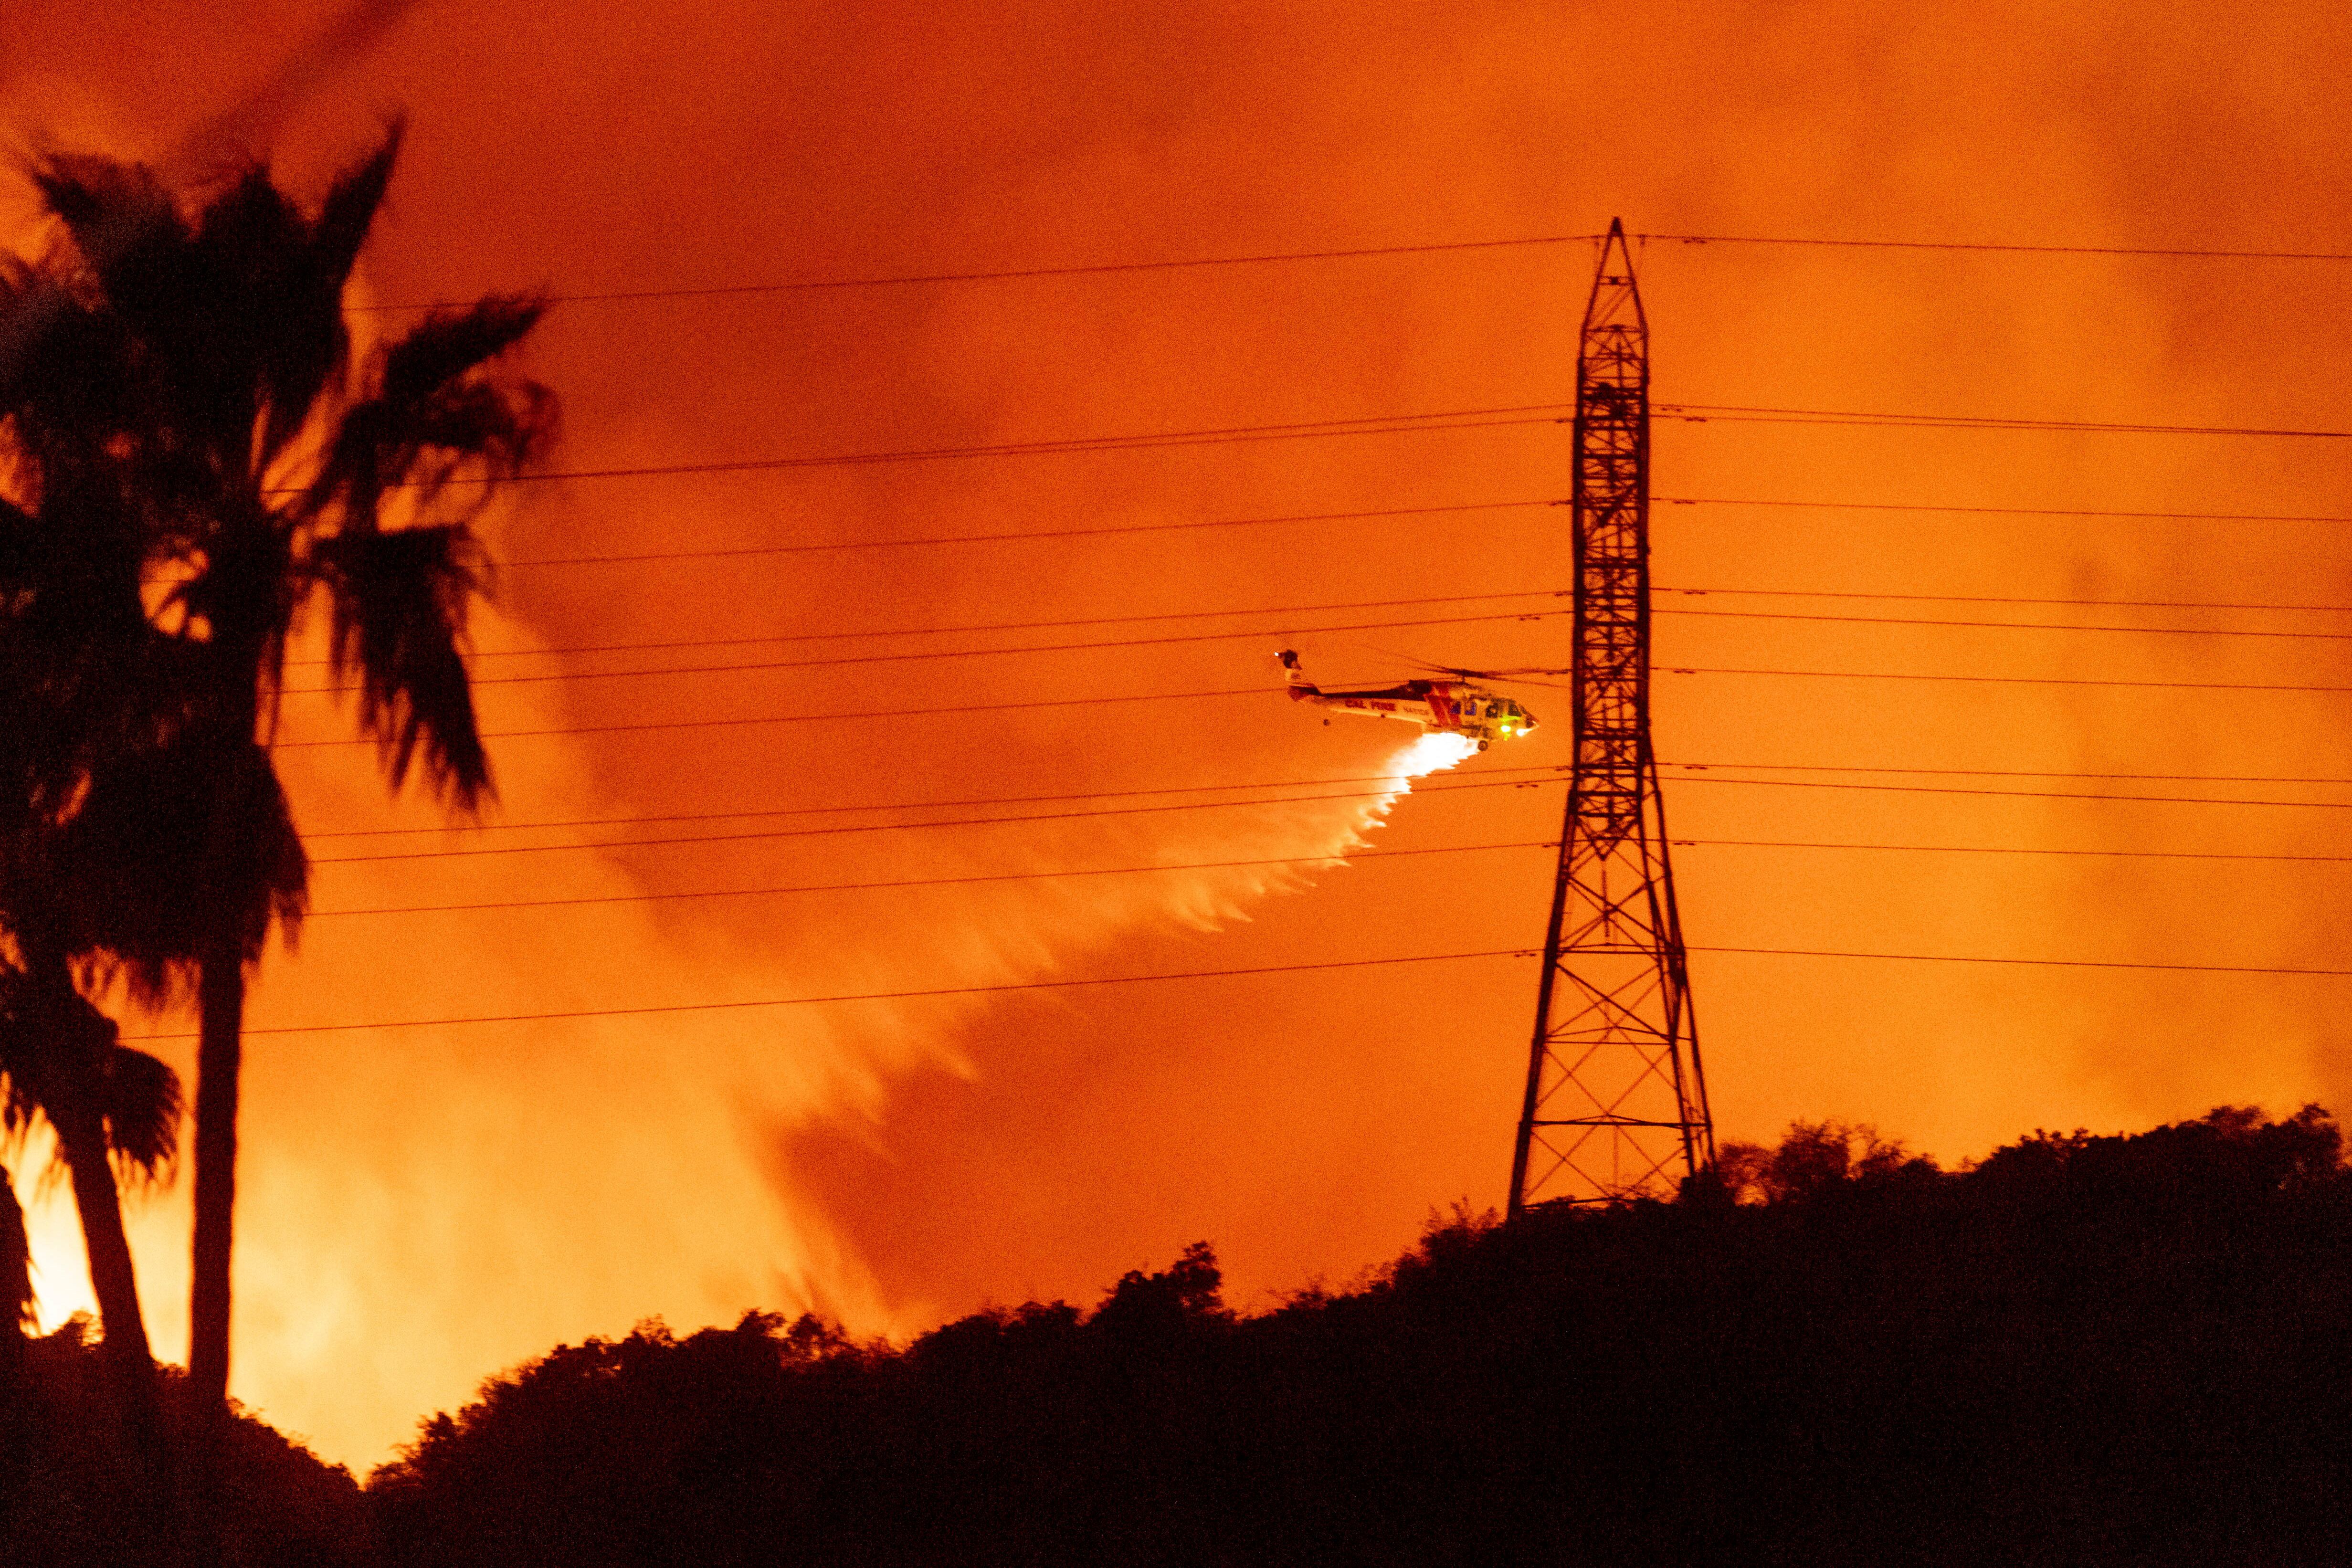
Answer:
[1508, 220, 1714, 1214]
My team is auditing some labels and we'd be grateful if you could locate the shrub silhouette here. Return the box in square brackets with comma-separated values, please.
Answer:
[17, 1106, 2352, 1566]
[359, 1106, 2352, 1568]
[0, 1316, 373, 1568]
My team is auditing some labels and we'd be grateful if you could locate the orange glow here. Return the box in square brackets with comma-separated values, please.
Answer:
[4, 0, 2351, 1472]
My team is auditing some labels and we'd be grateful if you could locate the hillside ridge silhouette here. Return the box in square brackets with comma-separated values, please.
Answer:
[9, 1105, 2350, 1565]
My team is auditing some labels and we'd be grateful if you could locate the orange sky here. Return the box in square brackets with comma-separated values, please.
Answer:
[4, 0, 2352, 1469]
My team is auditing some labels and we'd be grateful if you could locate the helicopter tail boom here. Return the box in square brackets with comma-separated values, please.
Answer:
[1278, 648, 1319, 699]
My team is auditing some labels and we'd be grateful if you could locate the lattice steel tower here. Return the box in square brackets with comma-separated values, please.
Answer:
[1509, 221, 1714, 1214]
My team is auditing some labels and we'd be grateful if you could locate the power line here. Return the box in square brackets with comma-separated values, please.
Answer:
[115, 933, 2352, 1042]
[487, 498, 1555, 574]
[1660, 495, 2352, 529]
[119, 947, 1541, 1040]
[273, 684, 1272, 749]
[256, 405, 1576, 500]
[351, 227, 2352, 321]
[1670, 761, 2352, 786]
[270, 656, 2352, 750]
[279, 600, 1574, 695]
[311, 811, 2352, 879]
[1677, 837, 2352, 864]
[495, 403, 1576, 486]
[260, 485, 2352, 608]
[1672, 774, 2352, 811]
[1638, 232, 2352, 263]
[1661, 403, 2352, 441]
[355, 233, 1606, 313]
[297, 393, 2352, 498]
[1657, 666, 2352, 696]
[307, 777, 1553, 865]
[303, 839, 1553, 917]
[1660, 581, 2352, 616]
[302, 759, 2352, 868]
[277, 596, 2352, 699]
[300, 764, 1569, 841]
[275, 583, 2352, 691]
[449, 492, 2352, 586]
[480, 491, 2352, 589]
[1693, 945, 2352, 977]
[478, 584, 1559, 656]
[438, 602, 2352, 694]
[1658, 606, 2352, 643]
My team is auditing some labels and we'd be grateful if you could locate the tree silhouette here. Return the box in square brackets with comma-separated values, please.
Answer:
[1713, 1118, 1916, 1203]
[0, 962, 181, 1375]
[0, 959, 184, 1554]
[1, 1163, 27, 1337]
[363, 1106, 2352, 1568]
[0, 228, 231, 1495]
[12, 125, 553, 1414]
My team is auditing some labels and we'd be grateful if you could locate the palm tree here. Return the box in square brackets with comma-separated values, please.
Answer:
[15, 124, 552, 1411]
[0, 953, 183, 1401]
[0, 242, 243, 1514]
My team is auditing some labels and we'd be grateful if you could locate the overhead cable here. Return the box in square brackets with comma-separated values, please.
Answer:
[1693, 946, 2352, 976]
[1659, 495, 2352, 528]
[474, 403, 1577, 486]
[1677, 838, 2352, 864]
[1638, 232, 2352, 262]
[307, 778, 1554, 865]
[280, 602, 1574, 695]
[355, 232, 1604, 312]
[353, 227, 2352, 319]
[282, 598, 2352, 698]
[119, 947, 1542, 1040]
[1659, 581, 2352, 615]
[1661, 403, 2352, 441]
[1658, 665, 2352, 695]
[1670, 774, 2352, 810]
[304, 761, 2352, 868]
[487, 498, 1554, 573]
[272, 684, 1271, 749]
[272, 659, 2352, 751]
[117, 937, 2352, 1042]
[300, 764, 1569, 841]
[303, 839, 1553, 916]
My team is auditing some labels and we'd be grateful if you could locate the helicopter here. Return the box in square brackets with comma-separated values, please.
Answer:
[1279, 649, 1539, 751]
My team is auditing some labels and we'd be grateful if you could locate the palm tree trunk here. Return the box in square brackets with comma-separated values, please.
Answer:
[20, 949, 158, 1394]
[188, 950, 242, 1410]
[51, 1083, 172, 1517]
[32, 957, 173, 1562]
[0, 1166, 28, 1527]
[53, 1094, 156, 1378]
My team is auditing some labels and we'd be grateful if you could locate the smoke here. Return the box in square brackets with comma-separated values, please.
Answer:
[4, 0, 2350, 1471]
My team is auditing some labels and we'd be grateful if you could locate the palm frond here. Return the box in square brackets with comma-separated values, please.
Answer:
[313, 524, 492, 806]
[314, 119, 404, 295]
[0, 277, 144, 451]
[101, 1044, 181, 1186]
[234, 120, 409, 461]
[380, 296, 545, 410]
[307, 298, 551, 525]
[29, 155, 191, 345]
[0, 977, 43, 1143]
[51, 732, 309, 990]
[169, 166, 310, 458]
